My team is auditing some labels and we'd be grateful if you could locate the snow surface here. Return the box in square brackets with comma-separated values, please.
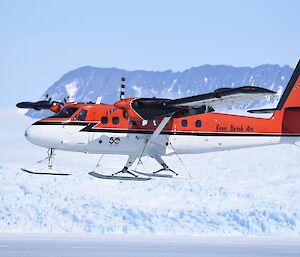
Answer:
[1, 235, 300, 257]
[0, 108, 300, 236]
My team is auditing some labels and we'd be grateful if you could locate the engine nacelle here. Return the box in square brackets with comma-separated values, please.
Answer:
[114, 97, 182, 120]
[114, 98, 143, 121]
[50, 103, 62, 113]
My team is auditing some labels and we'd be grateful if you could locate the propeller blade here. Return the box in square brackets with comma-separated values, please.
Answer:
[120, 77, 125, 100]
[16, 100, 54, 110]
[16, 102, 36, 109]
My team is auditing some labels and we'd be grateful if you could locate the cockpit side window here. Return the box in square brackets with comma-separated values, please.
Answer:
[76, 109, 88, 121]
[51, 107, 78, 118]
[101, 116, 108, 124]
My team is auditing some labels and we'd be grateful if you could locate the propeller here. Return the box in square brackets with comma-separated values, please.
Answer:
[17, 98, 53, 111]
[16, 94, 67, 112]
[120, 77, 125, 100]
[106, 77, 127, 117]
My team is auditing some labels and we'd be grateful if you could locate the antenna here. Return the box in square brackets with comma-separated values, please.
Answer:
[120, 77, 125, 100]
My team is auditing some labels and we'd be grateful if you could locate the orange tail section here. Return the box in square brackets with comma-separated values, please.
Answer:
[276, 60, 300, 134]
[277, 60, 300, 110]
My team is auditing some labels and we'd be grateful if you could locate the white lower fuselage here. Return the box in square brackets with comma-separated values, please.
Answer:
[25, 124, 290, 156]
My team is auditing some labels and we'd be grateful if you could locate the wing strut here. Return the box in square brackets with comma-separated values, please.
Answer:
[147, 116, 172, 145]
[136, 115, 178, 175]
[135, 115, 173, 163]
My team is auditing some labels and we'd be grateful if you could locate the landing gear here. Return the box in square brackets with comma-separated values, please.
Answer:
[153, 163, 178, 176]
[133, 155, 190, 179]
[89, 152, 190, 181]
[111, 155, 138, 177]
[47, 148, 55, 169]
[111, 166, 138, 178]
[152, 155, 178, 176]
[88, 155, 151, 181]
[21, 148, 71, 176]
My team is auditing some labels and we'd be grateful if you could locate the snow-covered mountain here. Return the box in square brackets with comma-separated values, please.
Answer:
[27, 64, 293, 118]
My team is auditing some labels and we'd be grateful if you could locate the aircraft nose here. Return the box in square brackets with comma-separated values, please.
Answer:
[24, 123, 60, 149]
[25, 126, 32, 141]
[25, 125, 39, 145]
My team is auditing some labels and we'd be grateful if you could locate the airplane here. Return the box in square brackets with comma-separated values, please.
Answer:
[16, 60, 300, 181]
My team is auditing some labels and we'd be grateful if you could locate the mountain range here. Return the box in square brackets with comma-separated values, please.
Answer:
[27, 64, 294, 118]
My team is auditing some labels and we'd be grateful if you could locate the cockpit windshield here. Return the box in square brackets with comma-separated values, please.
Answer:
[50, 107, 78, 118]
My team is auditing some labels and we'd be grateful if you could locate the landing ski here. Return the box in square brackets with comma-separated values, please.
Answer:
[88, 171, 151, 181]
[134, 170, 190, 179]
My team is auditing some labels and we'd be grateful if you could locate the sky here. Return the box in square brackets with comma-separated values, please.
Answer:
[1, 0, 300, 106]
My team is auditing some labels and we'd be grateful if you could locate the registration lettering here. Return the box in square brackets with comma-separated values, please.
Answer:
[216, 124, 254, 132]
[216, 124, 227, 131]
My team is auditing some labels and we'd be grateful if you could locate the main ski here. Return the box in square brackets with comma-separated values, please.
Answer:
[134, 170, 190, 179]
[88, 171, 151, 181]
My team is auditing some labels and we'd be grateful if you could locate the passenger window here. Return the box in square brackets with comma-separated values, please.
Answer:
[112, 117, 119, 125]
[101, 116, 108, 124]
[181, 119, 188, 127]
[195, 120, 202, 128]
[131, 121, 137, 126]
[152, 120, 157, 126]
[123, 110, 128, 119]
[76, 110, 87, 121]
[142, 120, 148, 126]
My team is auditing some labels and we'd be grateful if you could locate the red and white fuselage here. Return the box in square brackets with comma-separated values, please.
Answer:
[25, 102, 298, 156]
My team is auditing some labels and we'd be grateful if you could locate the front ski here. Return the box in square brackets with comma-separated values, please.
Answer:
[88, 171, 151, 181]
[21, 168, 71, 176]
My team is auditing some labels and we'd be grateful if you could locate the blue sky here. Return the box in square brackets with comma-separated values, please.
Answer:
[1, 0, 300, 106]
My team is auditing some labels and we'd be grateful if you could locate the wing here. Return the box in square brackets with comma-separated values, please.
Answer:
[165, 86, 275, 109]
[119, 86, 275, 120]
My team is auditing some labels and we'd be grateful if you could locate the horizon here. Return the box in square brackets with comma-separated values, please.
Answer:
[70, 61, 294, 72]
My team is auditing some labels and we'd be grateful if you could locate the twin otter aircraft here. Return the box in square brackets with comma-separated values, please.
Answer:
[17, 60, 300, 181]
